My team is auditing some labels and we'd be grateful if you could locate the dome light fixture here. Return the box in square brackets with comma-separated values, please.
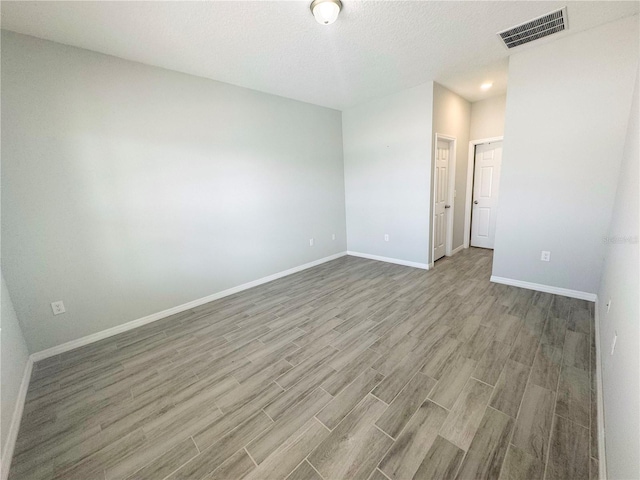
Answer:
[310, 0, 342, 25]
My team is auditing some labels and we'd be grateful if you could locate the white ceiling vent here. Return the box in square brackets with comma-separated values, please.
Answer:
[497, 7, 568, 49]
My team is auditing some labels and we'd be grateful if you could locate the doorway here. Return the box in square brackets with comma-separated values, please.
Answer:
[432, 134, 456, 263]
[463, 137, 503, 249]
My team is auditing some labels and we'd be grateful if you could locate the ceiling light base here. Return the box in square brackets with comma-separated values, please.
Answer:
[310, 0, 342, 25]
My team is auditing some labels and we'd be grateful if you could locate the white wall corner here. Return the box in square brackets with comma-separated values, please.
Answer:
[1, 357, 33, 480]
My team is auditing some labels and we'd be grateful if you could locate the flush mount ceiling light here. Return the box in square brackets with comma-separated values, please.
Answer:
[310, 0, 342, 25]
[480, 82, 493, 90]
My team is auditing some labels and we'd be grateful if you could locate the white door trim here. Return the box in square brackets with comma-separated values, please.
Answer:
[464, 136, 504, 248]
[431, 134, 457, 265]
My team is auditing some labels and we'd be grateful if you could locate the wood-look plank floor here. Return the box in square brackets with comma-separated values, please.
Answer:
[10, 248, 599, 480]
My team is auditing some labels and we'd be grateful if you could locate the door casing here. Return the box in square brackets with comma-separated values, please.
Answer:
[431, 134, 456, 267]
[464, 136, 504, 249]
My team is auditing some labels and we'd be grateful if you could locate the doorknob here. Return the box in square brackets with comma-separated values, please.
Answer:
[444, 205, 451, 209]
[474, 200, 479, 204]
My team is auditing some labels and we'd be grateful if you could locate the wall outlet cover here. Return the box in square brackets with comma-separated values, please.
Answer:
[51, 301, 66, 315]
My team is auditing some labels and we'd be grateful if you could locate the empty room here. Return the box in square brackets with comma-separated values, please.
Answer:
[1, 1, 638, 480]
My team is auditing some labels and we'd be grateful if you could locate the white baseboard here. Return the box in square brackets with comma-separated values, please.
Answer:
[1, 356, 33, 480]
[489, 276, 597, 302]
[31, 251, 347, 362]
[594, 298, 607, 480]
[448, 245, 464, 256]
[346, 251, 429, 270]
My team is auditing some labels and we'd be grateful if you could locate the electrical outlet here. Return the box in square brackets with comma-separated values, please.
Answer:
[540, 251, 551, 262]
[606, 299, 612, 313]
[309, 238, 314, 247]
[384, 234, 389, 242]
[610, 331, 617, 356]
[51, 301, 66, 315]
[331, 233, 336, 241]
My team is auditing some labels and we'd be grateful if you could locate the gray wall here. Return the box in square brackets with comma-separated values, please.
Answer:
[492, 16, 639, 294]
[598, 68, 639, 480]
[469, 94, 506, 141]
[1, 31, 347, 352]
[1, 272, 30, 461]
[342, 82, 433, 266]
[431, 83, 471, 253]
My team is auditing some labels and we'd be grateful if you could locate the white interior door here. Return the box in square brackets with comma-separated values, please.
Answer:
[433, 139, 450, 261]
[471, 141, 502, 249]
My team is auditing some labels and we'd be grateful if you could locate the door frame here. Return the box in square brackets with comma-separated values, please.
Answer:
[463, 136, 504, 248]
[431, 133, 457, 267]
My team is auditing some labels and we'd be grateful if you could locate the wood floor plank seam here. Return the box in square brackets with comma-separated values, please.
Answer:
[374, 468, 392, 480]
[448, 401, 492, 479]
[368, 391, 390, 406]
[244, 447, 259, 468]
[313, 415, 333, 432]
[373, 424, 395, 442]
[501, 305, 553, 474]
[191, 436, 200, 454]
[542, 303, 588, 480]
[426, 397, 451, 413]
[542, 313, 568, 480]
[260, 407, 275, 422]
[286, 457, 318, 480]
[469, 375, 496, 389]
[374, 371, 436, 441]
[304, 457, 327, 480]
[316, 369, 385, 431]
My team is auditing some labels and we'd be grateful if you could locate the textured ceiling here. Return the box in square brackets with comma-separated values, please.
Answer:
[1, 1, 638, 110]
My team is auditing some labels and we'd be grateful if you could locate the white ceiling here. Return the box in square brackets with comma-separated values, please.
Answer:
[1, 1, 638, 110]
